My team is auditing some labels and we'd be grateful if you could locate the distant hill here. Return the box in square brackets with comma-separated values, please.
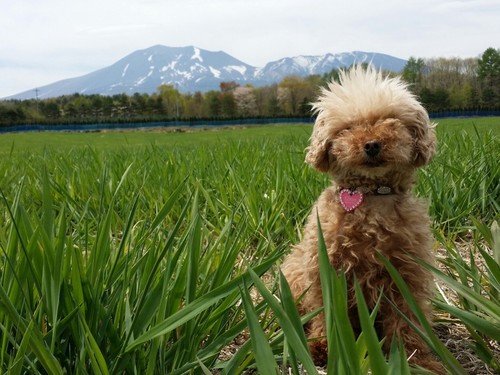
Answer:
[5, 45, 407, 100]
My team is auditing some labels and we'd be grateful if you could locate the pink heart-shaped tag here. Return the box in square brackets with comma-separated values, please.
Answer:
[339, 189, 364, 212]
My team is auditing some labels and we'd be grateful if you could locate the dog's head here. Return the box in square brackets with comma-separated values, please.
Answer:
[306, 65, 436, 177]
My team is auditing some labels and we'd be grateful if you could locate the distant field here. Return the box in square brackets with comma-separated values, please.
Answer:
[433, 116, 500, 134]
[0, 117, 499, 154]
[0, 123, 312, 154]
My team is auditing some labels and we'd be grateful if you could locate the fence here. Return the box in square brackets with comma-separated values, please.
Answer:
[0, 117, 314, 133]
[429, 109, 500, 118]
[1, 111, 499, 133]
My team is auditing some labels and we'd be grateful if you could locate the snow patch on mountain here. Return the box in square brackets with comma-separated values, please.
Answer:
[161, 60, 177, 71]
[122, 64, 129, 77]
[191, 47, 203, 62]
[209, 66, 221, 78]
[135, 76, 147, 86]
[225, 65, 247, 75]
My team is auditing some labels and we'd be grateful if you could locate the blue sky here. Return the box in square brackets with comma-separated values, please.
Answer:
[1, 0, 499, 98]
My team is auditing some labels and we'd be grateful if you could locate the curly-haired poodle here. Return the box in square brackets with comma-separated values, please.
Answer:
[282, 65, 443, 373]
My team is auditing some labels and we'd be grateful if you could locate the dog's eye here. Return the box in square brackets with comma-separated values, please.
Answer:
[337, 127, 351, 136]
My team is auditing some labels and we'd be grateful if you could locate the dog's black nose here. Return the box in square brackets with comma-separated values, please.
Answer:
[364, 141, 381, 157]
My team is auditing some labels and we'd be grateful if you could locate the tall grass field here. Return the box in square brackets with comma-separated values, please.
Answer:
[0, 118, 499, 374]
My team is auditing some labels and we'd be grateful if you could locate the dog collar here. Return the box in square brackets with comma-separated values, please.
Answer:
[338, 186, 392, 212]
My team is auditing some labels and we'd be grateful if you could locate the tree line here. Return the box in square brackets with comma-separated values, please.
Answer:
[402, 47, 500, 112]
[1, 47, 499, 127]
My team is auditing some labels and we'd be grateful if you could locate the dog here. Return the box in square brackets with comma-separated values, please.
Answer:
[281, 65, 443, 373]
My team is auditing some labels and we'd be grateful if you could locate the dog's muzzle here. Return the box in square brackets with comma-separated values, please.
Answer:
[363, 141, 384, 167]
[364, 141, 381, 158]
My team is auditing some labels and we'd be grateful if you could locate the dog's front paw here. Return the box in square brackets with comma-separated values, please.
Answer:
[411, 352, 446, 374]
[418, 358, 446, 375]
[309, 339, 328, 367]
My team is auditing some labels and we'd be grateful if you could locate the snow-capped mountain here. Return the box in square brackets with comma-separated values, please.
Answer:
[254, 52, 406, 82]
[5, 45, 407, 100]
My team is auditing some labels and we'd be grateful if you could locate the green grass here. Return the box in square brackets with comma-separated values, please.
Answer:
[0, 124, 313, 155]
[419, 123, 500, 232]
[0, 118, 499, 374]
[434, 116, 500, 135]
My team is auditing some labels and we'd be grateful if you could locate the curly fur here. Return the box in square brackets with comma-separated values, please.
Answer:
[282, 65, 443, 373]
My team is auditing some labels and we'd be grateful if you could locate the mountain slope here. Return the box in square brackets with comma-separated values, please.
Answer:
[254, 51, 406, 83]
[6, 45, 407, 100]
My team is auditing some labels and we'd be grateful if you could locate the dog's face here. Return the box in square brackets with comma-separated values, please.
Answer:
[306, 66, 436, 179]
[325, 118, 416, 177]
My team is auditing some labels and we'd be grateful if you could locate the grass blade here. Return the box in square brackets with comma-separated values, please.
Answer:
[377, 253, 467, 374]
[0, 284, 63, 374]
[354, 278, 388, 375]
[241, 281, 279, 374]
[248, 268, 319, 375]
[125, 251, 282, 352]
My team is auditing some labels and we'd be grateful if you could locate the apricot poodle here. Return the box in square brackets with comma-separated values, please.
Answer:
[282, 65, 443, 373]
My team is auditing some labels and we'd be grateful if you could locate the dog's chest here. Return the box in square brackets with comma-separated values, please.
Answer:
[328, 200, 412, 265]
[316, 187, 432, 268]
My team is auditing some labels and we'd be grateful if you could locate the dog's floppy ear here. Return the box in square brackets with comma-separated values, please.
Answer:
[305, 118, 332, 172]
[410, 110, 437, 167]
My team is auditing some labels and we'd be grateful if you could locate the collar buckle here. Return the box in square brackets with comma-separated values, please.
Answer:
[376, 186, 392, 195]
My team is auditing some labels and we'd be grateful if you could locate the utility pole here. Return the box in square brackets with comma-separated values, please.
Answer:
[35, 88, 40, 114]
[175, 83, 179, 119]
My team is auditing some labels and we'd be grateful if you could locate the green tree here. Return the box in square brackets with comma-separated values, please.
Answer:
[157, 84, 183, 118]
[279, 76, 311, 115]
[420, 87, 450, 112]
[267, 95, 281, 117]
[144, 95, 160, 115]
[478, 47, 500, 79]
[39, 100, 60, 119]
[322, 68, 341, 85]
[114, 94, 131, 117]
[0, 103, 27, 124]
[204, 91, 221, 118]
[72, 95, 92, 118]
[449, 83, 474, 110]
[253, 85, 280, 117]
[89, 95, 104, 118]
[132, 93, 147, 115]
[184, 92, 204, 118]
[478, 47, 500, 107]
[402, 57, 425, 86]
[220, 92, 238, 118]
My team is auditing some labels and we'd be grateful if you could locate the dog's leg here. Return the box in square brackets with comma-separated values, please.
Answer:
[283, 255, 330, 367]
[307, 312, 328, 367]
[281, 245, 308, 302]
